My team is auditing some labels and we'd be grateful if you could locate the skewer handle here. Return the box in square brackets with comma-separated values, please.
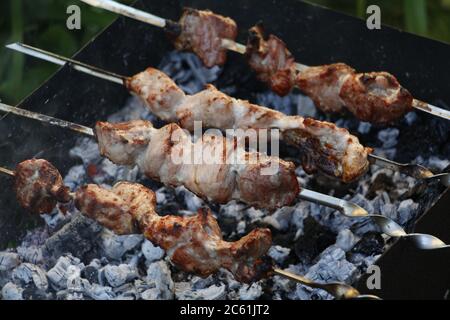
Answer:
[80, 0, 166, 28]
[273, 268, 380, 300]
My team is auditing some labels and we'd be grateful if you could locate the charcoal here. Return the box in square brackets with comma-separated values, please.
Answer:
[22, 284, 50, 300]
[175, 282, 226, 300]
[43, 214, 102, 264]
[81, 266, 99, 285]
[350, 232, 385, 257]
[293, 246, 358, 300]
[397, 199, 420, 227]
[145, 261, 174, 300]
[268, 246, 291, 265]
[0, 252, 21, 272]
[1, 282, 24, 300]
[99, 231, 144, 261]
[238, 283, 263, 300]
[84, 283, 116, 300]
[141, 240, 165, 264]
[102, 264, 139, 288]
[47, 255, 84, 289]
[335, 229, 359, 252]
[12, 263, 48, 291]
[294, 217, 336, 264]
[16, 245, 44, 265]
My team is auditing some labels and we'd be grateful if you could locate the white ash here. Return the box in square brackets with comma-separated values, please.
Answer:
[99, 230, 144, 261]
[0, 252, 21, 272]
[141, 240, 165, 264]
[1, 282, 24, 300]
[175, 282, 227, 300]
[102, 264, 139, 288]
[12, 263, 48, 291]
[47, 255, 85, 290]
[238, 282, 263, 300]
[144, 261, 174, 300]
[268, 246, 291, 265]
[357, 121, 372, 135]
[1, 51, 446, 301]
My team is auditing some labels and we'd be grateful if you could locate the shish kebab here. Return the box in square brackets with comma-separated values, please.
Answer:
[80, 0, 450, 123]
[0, 159, 380, 300]
[7, 43, 449, 187]
[1, 103, 450, 252]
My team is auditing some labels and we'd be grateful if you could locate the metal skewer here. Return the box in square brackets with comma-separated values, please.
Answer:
[0, 164, 377, 300]
[1, 103, 449, 251]
[272, 268, 380, 300]
[6, 42, 449, 187]
[80, 0, 450, 121]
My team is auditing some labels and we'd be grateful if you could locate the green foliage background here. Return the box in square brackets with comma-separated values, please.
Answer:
[0, 0, 449, 105]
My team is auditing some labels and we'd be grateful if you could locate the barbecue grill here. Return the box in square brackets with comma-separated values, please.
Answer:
[0, 0, 449, 300]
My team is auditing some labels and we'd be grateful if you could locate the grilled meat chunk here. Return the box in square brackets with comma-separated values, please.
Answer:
[244, 26, 414, 123]
[246, 24, 297, 96]
[95, 120, 300, 209]
[14, 159, 72, 214]
[126, 68, 371, 182]
[78, 181, 273, 283]
[297, 64, 413, 123]
[170, 8, 238, 67]
[75, 184, 138, 235]
[339, 71, 414, 123]
[296, 63, 355, 113]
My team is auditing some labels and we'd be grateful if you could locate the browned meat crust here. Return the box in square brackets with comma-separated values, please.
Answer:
[126, 68, 371, 183]
[340, 71, 414, 123]
[296, 63, 355, 113]
[14, 159, 72, 214]
[171, 8, 238, 68]
[77, 181, 273, 283]
[95, 120, 300, 210]
[244, 25, 413, 123]
[297, 64, 413, 123]
[246, 24, 298, 96]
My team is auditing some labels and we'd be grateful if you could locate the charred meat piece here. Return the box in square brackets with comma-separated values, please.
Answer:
[14, 159, 72, 214]
[127, 68, 371, 182]
[246, 24, 298, 96]
[297, 64, 413, 123]
[79, 181, 273, 283]
[170, 8, 238, 68]
[340, 71, 414, 123]
[95, 120, 300, 210]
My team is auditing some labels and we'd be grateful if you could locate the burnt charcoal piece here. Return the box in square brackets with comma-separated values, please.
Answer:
[43, 214, 103, 265]
[81, 266, 99, 284]
[294, 216, 336, 264]
[350, 232, 385, 256]
[22, 285, 50, 300]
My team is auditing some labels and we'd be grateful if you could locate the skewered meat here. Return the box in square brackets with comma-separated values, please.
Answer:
[95, 120, 300, 209]
[339, 71, 414, 123]
[14, 159, 71, 214]
[170, 8, 238, 68]
[74, 184, 138, 235]
[245, 25, 414, 123]
[297, 64, 414, 123]
[76, 181, 273, 282]
[11, 159, 271, 282]
[246, 24, 297, 96]
[125, 68, 371, 182]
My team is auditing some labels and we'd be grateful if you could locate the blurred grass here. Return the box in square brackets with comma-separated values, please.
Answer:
[0, 0, 449, 104]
